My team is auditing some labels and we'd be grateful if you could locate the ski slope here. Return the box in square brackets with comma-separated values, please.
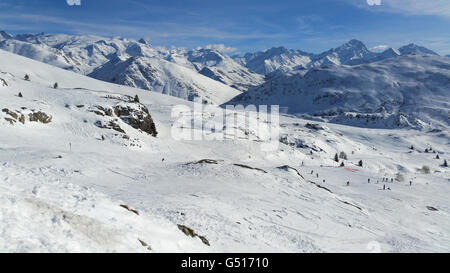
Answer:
[1, 49, 449, 252]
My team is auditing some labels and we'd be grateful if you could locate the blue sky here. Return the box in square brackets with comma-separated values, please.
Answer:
[0, 0, 449, 55]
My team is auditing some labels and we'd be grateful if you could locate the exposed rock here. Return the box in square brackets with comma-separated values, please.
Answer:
[138, 239, 152, 251]
[177, 224, 210, 246]
[4, 117, 15, 125]
[113, 103, 158, 137]
[119, 204, 140, 215]
[2, 108, 18, 120]
[305, 123, 326, 130]
[186, 159, 219, 165]
[0, 78, 7, 86]
[28, 111, 52, 123]
[90, 105, 113, 117]
[19, 114, 25, 124]
[233, 163, 267, 173]
[95, 120, 125, 134]
[277, 165, 305, 179]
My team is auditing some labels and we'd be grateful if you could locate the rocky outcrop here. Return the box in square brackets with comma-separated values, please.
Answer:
[28, 111, 52, 124]
[94, 119, 125, 134]
[113, 103, 158, 137]
[177, 224, 210, 246]
[2, 108, 49, 125]
[91, 100, 158, 137]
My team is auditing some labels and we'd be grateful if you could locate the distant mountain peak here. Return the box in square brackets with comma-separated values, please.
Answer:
[346, 39, 365, 47]
[138, 38, 149, 45]
[0, 30, 12, 40]
[398, 43, 439, 56]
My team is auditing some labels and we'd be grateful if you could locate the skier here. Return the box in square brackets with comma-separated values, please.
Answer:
[346, 181, 350, 186]
[316, 173, 319, 178]
[383, 184, 386, 190]
[410, 181, 412, 186]
[368, 178, 370, 183]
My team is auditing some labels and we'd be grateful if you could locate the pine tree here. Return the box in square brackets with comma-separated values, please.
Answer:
[340, 161, 345, 167]
[334, 153, 339, 162]
[53, 82, 58, 89]
[436, 154, 440, 159]
[134, 94, 140, 103]
[18, 92, 23, 98]
[358, 160, 363, 167]
[444, 160, 448, 167]
[24, 74, 30, 81]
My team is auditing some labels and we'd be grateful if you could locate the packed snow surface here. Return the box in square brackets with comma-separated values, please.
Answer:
[1, 49, 449, 253]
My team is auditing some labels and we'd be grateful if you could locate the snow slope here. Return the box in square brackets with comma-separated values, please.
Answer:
[0, 32, 244, 103]
[399, 43, 439, 56]
[229, 54, 450, 128]
[187, 48, 264, 91]
[238, 46, 313, 75]
[88, 55, 241, 105]
[1, 49, 450, 253]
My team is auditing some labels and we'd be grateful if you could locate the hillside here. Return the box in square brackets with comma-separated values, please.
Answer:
[228, 54, 450, 129]
[1, 49, 449, 252]
[88, 55, 241, 104]
[187, 48, 264, 91]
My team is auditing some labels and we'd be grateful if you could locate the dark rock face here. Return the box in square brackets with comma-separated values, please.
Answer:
[113, 103, 158, 137]
[92, 99, 158, 137]
[2, 108, 18, 120]
[177, 224, 210, 246]
[95, 120, 125, 134]
[305, 123, 325, 131]
[28, 111, 52, 123]
[2, 108, 50, 124]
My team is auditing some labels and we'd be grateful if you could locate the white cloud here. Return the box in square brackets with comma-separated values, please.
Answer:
[66, 0, 81, 6]
[360, 0, 450, 17]
[203, 44, 237, 53]
[370, 45, 389, 52]
[366, 0, 381, 6]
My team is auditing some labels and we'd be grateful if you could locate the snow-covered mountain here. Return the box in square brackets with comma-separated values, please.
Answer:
[2, 32, 162, 74]
[0, 32, 252, 101]
[228, 54, 450, 129]
[311, 39, 378, 66]
[0, 39, 81, 71]
[235, 40, 439, 75]
[237, 46, 313, 75]
[0, 30, 12, 40]
[399, 43, 439, 56]
[186, 48, 264, 91]
[1, 48, 449, 253]
[88, 55, 241, 104]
